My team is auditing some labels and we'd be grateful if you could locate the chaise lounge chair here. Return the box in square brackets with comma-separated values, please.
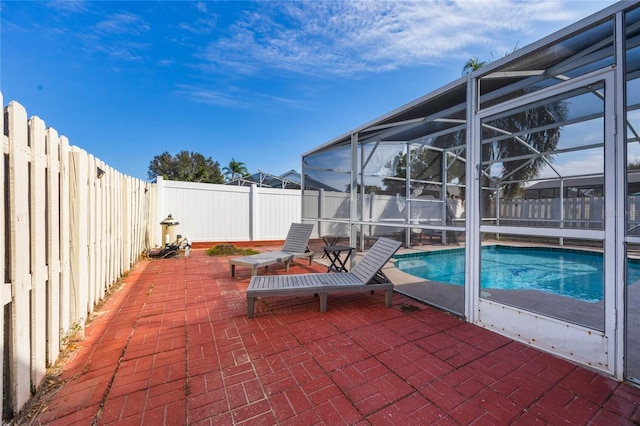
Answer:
[229, 223, 314, 277]
[246, 237, 402, 318]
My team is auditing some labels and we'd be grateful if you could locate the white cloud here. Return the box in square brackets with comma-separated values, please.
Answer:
[175, 85, 249, 107]
[195, 2, 208, 14]
[201, 0, 615, 78]
[179, 17, 218, 35]
[80, 11, 151, 61]
[537, 150, 604, 180]
[174, 84, 307, 109]
[45, 0, 88, 14]
[94, 11, 150, 36]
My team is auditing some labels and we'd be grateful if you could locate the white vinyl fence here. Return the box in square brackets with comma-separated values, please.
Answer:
[154, 177, 304, 244]
[154, 183, 462, 245]
[1, 94, 155, 420]
[302, 189, 462, 238]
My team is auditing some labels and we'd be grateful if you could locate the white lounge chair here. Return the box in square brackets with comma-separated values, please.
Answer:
[229, 223, 314, 277]
[246, 237, 402, 318]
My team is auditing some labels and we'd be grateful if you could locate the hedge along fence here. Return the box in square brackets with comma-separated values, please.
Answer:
[1, 93, 156, 420]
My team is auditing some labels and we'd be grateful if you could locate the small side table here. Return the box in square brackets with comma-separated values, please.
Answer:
[323, 245, 355, 272]
[322, 236, 342, 246]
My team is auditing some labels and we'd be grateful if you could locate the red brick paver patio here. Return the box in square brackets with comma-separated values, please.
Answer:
[26, 249, 640, 425]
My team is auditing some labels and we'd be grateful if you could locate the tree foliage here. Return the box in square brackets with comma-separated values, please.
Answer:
[222, 158, 249, 182]
[462, 45, 518, 75]
[629, 159, 640, 170]
[458, 50, 567, 198]
[462, 57, 488, 75]
[481, 100, 567, 198]
[147, 150, 224, 183]
[380, 53, 568, 201]
[382, 131, 466, 198]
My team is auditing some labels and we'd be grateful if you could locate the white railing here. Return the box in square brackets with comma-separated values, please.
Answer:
[1, 94, 155, 419]
[494, 197, 607, 229]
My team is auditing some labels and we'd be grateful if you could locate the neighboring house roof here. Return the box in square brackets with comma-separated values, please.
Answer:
[523, 172, 640, 198]
[225, 170, 339, 191]
[526, 172, 640, 190]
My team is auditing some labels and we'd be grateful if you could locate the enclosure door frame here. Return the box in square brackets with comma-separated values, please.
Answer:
[469, 68, 618, 376]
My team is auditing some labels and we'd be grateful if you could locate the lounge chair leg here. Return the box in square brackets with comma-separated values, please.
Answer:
[319, 294, 328, 312]
[251, 267, 258, 276]
[231, 264, 236, 277]
[385, 289, 393, 308]
[247, 297, 255, 318]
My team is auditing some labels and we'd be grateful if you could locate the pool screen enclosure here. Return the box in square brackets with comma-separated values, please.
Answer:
[302, 1, 640, 382]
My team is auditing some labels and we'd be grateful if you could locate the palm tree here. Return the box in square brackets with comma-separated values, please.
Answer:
[222, 158, 249, 182]
[481, 100, 567, 198]
[384, 55, 567, 202]
[462, 57, 488, 75]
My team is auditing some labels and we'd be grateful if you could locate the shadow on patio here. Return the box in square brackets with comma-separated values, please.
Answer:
[18, 247, 640, 425]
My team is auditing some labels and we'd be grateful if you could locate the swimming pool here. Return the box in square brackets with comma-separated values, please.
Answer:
[395, 245, 640, 303]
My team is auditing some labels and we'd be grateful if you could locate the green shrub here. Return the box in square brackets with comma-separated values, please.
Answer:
[206, 244, 259, 256]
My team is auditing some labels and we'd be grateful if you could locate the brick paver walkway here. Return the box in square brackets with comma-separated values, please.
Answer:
[25, 249, 640, 425]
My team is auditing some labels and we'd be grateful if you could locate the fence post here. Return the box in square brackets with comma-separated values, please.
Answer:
[29, 116, 47, 390]
[46, 128, 61, 364]
[318, 188, 324, 238]
[115, 170, 123, 276]
[107, 168, 115, 286]
[69, 147, 89, 328]
[250, 184, 258, 240]
[122, 176, 131, 268]
[87, 155, 97, 311]
[96, 161, 105, 301]
[1, 92, 6, 420]
[7, 101, 32, 413]
[155, 176, 164, 247]
[59, 136, 71, 336]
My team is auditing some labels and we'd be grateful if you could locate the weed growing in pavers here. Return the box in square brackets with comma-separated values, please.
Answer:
[206, 244, 259, 256]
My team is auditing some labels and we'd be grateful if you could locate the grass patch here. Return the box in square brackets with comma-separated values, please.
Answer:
[206, 244, 259, 256]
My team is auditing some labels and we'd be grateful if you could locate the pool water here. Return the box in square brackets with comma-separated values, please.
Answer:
[395, 246, 640, 303]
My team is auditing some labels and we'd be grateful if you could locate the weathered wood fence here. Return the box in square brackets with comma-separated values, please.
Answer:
[1, 94, 155, 420]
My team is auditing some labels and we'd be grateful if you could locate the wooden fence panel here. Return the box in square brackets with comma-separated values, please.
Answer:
[7, 101, 32, 413]
[29, 116, 47, 391]
[1, 93, 7, 422]
[69, 147, 89, 326]
[46, 128, 61, 364]
[1, 94, 156, 419]
[104, 168, 112, 289]
[95, 160, 105, 301]
[123, 176, 131, 269]
[88, 154, 97, 311]
[116, 169, 124, 275]
[59, 136, 70, 338]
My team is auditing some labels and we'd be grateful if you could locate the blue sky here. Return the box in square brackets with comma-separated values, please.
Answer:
[1, 0, 617, 181]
